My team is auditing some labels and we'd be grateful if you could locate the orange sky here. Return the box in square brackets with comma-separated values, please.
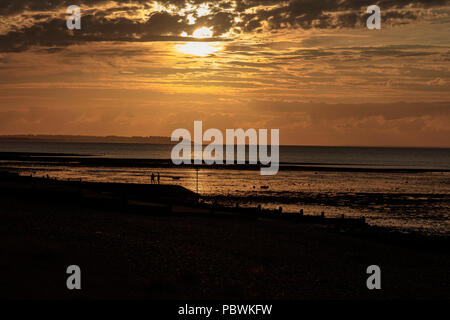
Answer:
[0, 1, 449, 146]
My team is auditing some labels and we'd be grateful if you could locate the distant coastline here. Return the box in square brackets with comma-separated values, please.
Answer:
[0, 134, 176, 145]
[0, 135, 448, 149]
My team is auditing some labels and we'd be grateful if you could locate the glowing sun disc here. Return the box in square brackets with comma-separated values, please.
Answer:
[193, 27, 213, 39]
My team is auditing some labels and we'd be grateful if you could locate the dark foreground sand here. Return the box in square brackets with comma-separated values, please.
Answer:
[0, 188, 449, 300]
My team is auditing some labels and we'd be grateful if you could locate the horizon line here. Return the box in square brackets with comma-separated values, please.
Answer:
[0, 134, 449, 149]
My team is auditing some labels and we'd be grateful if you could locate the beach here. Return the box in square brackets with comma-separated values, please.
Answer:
[0, 174, 448, 300]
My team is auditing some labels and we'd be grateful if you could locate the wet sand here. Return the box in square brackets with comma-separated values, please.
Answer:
[0, 176, 448, 300]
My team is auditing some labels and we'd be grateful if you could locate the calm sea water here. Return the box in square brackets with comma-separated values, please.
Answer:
[1, 141, 449, 235]
[1, 141, 450, 169]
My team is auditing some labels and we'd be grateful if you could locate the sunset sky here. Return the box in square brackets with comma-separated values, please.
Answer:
[0, 0, 449, 146]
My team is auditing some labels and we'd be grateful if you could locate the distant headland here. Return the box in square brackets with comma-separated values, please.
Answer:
[0, 135, 175, 144]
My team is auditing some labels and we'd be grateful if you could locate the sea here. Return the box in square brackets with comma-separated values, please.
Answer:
[1, 141, 449, 236]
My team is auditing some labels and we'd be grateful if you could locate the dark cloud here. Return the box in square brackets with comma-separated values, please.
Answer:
[237, 0, 449, 30]
[0, 12, 228, 52]
[1, 0, 448, 17]
[0, 0, 448, 52]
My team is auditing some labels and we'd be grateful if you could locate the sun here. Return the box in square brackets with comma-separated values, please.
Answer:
[176, 27, 222, 56]
[193, 27, 213, 39]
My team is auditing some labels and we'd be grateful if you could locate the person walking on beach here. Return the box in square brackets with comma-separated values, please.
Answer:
[151, 172, 155, 184]
[157, 172, 160, 184]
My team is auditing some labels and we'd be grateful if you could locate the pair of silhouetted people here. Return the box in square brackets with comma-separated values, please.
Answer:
[151, 172, 160, 184]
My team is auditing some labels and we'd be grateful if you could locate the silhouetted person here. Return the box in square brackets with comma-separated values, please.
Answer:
[157, 173, 160, 184]
[151, 172, 155, 184]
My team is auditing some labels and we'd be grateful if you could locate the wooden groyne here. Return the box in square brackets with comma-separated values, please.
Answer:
[198, 201, 367, 228]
